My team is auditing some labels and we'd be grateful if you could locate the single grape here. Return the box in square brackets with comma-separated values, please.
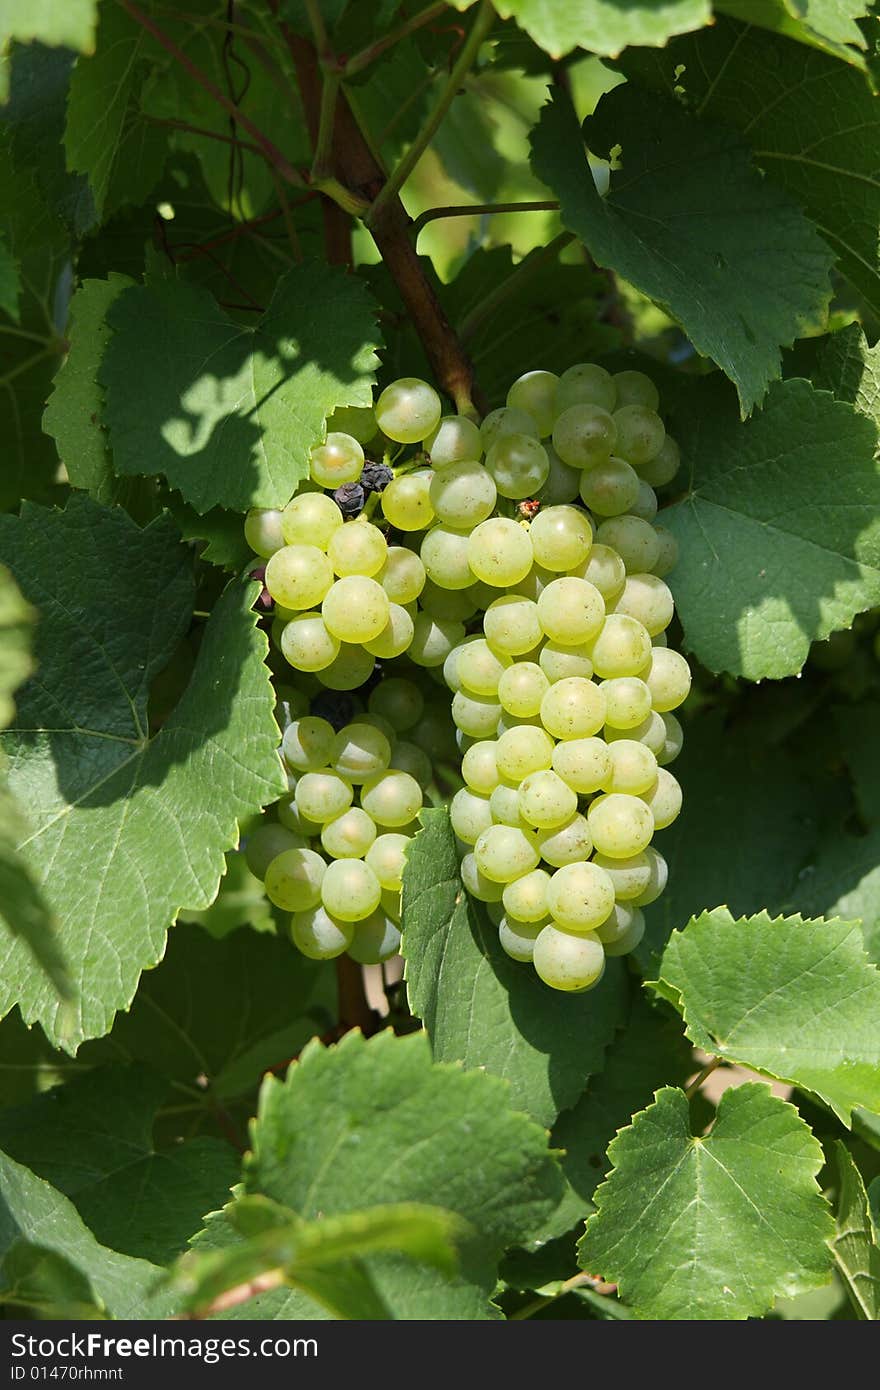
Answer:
[452, 689, 503, 738]
[488, 782, 526, 827]
[533, 924, 606, 991]
[601, 910, 645, 956]
[296, 770, 354, 824]
[327, 519, 387, 578]
[365, 832, 410, 891]
[596, 516, 661, 573]
[538, 640, 593, 683]
[421, 524, 475, 590]
[557, 362, 617, 414]
[631, 845, 668, 906]
[245, 507, 285, 558]
[280, 492, 343, 550]
[279, 614, 340, 673]
[410, 611, 466, 667]
[642, 647, 692, 711]
[362, 603, 414, 660]
[497, 662, 549, 718]
[483, 595, 543, 656]
[507, 370, 559, 436]
[378, 546, 426, 604]
[368, 677, 424, 732]
[498, 916, 544, 963]
[460, 850, 504, 902]
[360, 769, 423, 827]
[518, 769, 578, 829]
[602, 739, 658, 795]
[320, 643, 376, 691]
[588, 613, 653, 679]
[442, 634, 482, 692]
[381, 472, 435, 531]
[529, 505, 593, 571]
[600, 675, 652, 729]
[596, 901, 644, 948]
[639, 435, 680, 488]
[588, 792, 655, 858]
[265, 544, 333, 610]
[651, 526, 679, 579]
[579, 456, 641, 517]
[641, 767, 683, 829]
[540, 445, 582, 505]
[321, 807, 377, 859]
[534, 812, 592, 867]
[501, 867, 551, 924]
[480, 405, 539, 452]
[547, 860, 615, 932]
[612, 370, 659, 411]
[630, 479, 659, 522]
[320, 857, 382, 921]
[450, 787, 494, 845]
[375, 377, 442, 443]
[613, 405, 665, 466]
[467, 517, 534, 587]
[291, 905, 353, 960]
[424, 414, 483, 466]
[612, 573, 674, 636]
[264, 847, 326, 912]
[575, 543, 626, 602]
[347, 910, 402, 964]
[244, 823, 305, 880]
[428, 460, 496, 528]
[485, 433, 550, 499]
[461, 740, 501, 795]
[330, 722, 391, 782]
[604, 708, 667, 757]
[310, 432, 364, 488]
[551, 736, 611, 794]
[474, 823, 540, 882]
[281, 716, 335, 772]
[540, 676, 606, 739]
[592, 850, 652, 902]
[658, 711, 684, 766]
[495, 724, 555, 781]
[321, 576, 390, 646]
[536, 577, 605, 645]
[552, 403, 617, 469]
[455, 638, 510, 697]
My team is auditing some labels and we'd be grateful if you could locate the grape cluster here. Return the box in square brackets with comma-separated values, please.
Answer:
[244, 362, 689, 992]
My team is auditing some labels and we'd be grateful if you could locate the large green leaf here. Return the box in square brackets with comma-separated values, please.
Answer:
[0, 1149, 178, 1318]
[0, 0, 97, 54]
[246, 1029, 563, 1319]
[0, 1064, 238, 1264]
[401, 808, 628, 1128]
[714, 1, 869, 69]
[812, 322, 880, 434]
[831, 1142, 880, 1319]
[579, 1084, 833, 1320]
[100, 265, 381, 513]
[0, 497, 286, 1050]
[529, 89, 834, 414]
[656, 909, 880, 1123]
[620, 18, 880, 317]
[449, 0, 711, 58]
[662, 375, 880, 679]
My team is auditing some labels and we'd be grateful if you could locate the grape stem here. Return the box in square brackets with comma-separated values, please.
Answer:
[335, 954, 381, 1036]
[684, 1055, 722, 1099]
[343, 2, 448, 77]
[509, 1271, 618, 1320]
[409, 201, 561, 241]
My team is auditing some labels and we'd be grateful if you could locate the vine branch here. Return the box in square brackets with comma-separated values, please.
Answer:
[410, 200, 560, 239]
[343, 1, 447, 78]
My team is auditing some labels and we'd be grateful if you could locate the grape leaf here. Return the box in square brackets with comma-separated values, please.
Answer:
[655, 909, 880, 1123]
[43, 274, 135, 504]
[488, 0, 711, 59]
[715, 0, 869, 68]
[0, 1064, 238, 1264]
[0, 0, 97, 54]
[831, 1141, 880, 1319]
[619, 19, 880, 318]
[0, 235, 19, 321]
[100, 264, 381, 513]
[163, 496, 256, 572]
[401, 808, 628, 1128]
[530, 89, 834, 415]
[245, 1029, 563, 1319]
[0, 496, 286, 1051]
[812, 322, 880, 433]
[0, 1149, 179, 1318]
[662, 375, 880, 679]
[579, 1084, 833, 1320]
[0, 1240, 104, 1319]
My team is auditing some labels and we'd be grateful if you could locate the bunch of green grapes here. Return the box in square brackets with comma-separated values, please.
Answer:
[243, 362, 688, 991]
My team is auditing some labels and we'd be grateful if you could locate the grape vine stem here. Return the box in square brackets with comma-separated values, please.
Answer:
[410, 201, 561, 240]
[684, 1055, 722, 1099]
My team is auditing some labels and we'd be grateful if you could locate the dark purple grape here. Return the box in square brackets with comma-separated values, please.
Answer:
[333, 482, 366, 518]
[311, 689, 361, 730]
[361, 461, 394, 493]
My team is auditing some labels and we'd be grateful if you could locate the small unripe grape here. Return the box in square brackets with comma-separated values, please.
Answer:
[328, 519, 387, 577]
[613, 405, 666, 466]
[322, 576, 390, 643]
[264, 847, 326, 912]
[557, 362, 617, 414]
[281, 493, 343, 550]
[291, 905, 353, 960]
[282, 716, 335, 772]
[320, 857, 382, 921]
[552, 403, 617, 469]
[480, 406, 539, 452]
[381, 472, 435, 531]
[375, 377, 442, 443]
[529, 505, 593, 571]
[540, 445, 582, 505]
[507, 370, 559, 436]
[265, 544, 333, 610]
[425, 414, 483, 466]
[588, 792, 655, 858]
[245, 507, 285, 557]
[612, 370, 659, 411]
[309, 432, 364, 487]
[452, 689, 503, 738]
[533, 924, 606, 991]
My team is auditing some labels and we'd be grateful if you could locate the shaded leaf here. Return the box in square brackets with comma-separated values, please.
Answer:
[831, 1141, 880, 1318]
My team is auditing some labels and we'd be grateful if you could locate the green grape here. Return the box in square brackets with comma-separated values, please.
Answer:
[428, 460, 496, 528]
[576, 543, 626, 601]
[483, 595, 543, 656]
[281, 716, 335, 772]
[365, 832, 410, 891]
[322, 575, 390, 643]
[327, 404, 376, 445]
[328, 519, 387, 577]
[280, 492, 343, 550]
[279, 614, 340, 673]
[456, 638, 510, 696]
[291, 905, 353, 960]
[410, 698, 459, 761]
[612, 406, 665, 466]
[450, 787, 494, 844]
[410, 611, 466, 667]
[363, 603, 415, 659]
[309, 431, 364, 487]
[533, 924, 606, 991]
[356, 711, 396, 742]
[347, 910, 402, 964]
[547, 860, 615, 932]
[552, 403, 617, 469]
[540, 675, 606, 739]
[588, 792, 654, 858]
[375, 376, 442, 443]
[658, 711, 684, 766]
[419, 579, 477, 622]
[600, 675, 652, 729]
[534, 812, 592, 867]
[495, 709, 544, 737]
[461, 740, 501, 795]
[578, 456, 641, 517]
[265, 544, 334, 610]
[330, 722, 391, 782]
[604, 709, 667, 757]
[507, 370, 559, 436]
[595, 901, 644, 948]
[245, 507, 285, 558]
[497, 662, 549, 718]
[612, 573, 674, 636]
[474, 823, 540, 883]
[320, 643, 376, 691]
[641, 767, 683, 829]
[485, 433, 550, 499]
[601, 910, 645, 956]
[321, 807, 377, 859]
[480, 405, 539, 452]
[467, 517, 534, 587]
[537, 577, 605, 645]
[612, 370, 659, 411]
[529, 505, 593, 572]
[642, 647, 691, 711]
[540, 445, 582, 504]
[498, 916, 544, 963]
[460, 850, 504, 902]
[264, 847, 326, 912]
[378, 545, 426, 604]
[368, 677, 424, 731]
[452, 689, 503, 738]
[276, 791, 321, 837]
[320, 857, 382, 921]
[551, 736, 610, 794]
[425, 413, 483, 466]
[651, 526, 679, 578]
[591, 850, 652, 902]
[639, 435, 680, 488]
[360, 769, 423, 827]
[388, 739, 432, 788]
[630, 479, 659, 522]
[381, 471, 435, 531]
[596, 516, 661, 573]
[244, 823, 306, 880]
[502, 867, 551, 923]
[495, 724, 555, 781]
[557, 362, 617, 414]
[538, 640, 593, 683]
[631, 845, 668, 906]
[381, 886, 403, 922]
[421, 524, 475, 590]
[588, 613, 652, 679]
[443, 634, 482, 691]
[489, 782, 526, 827]
[518, 769, 578, 829]
[602, 739, 658, 795]
[296, 770, 354, 824]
